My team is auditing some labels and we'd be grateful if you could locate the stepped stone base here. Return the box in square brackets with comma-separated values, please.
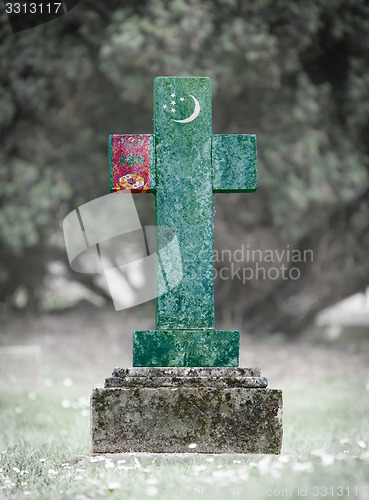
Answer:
[91, 367, 283, 454]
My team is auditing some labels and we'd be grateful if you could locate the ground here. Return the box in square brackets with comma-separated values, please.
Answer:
[0, 304, 369, 499]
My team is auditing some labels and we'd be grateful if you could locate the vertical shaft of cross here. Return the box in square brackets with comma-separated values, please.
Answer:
[154, 77, 214, 330]
[109, 76, 256, 366]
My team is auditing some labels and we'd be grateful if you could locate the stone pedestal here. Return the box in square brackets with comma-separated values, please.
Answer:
[91, 368, 283, 454]
[133, 330, 240, 366]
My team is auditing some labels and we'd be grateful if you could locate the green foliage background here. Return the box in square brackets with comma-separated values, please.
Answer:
[0, 0, 368, 333]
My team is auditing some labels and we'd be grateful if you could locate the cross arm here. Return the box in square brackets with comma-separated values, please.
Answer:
[109, 134, 156, 193]
[212, 134, 257, 193]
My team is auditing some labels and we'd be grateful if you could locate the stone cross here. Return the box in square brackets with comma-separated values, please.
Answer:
[110, 76, 257, 367]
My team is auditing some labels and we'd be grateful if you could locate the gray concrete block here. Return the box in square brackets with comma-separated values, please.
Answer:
[91, 368, 282, 454]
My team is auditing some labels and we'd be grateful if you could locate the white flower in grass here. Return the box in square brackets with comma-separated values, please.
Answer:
[271, 468, 281, 479]
[89, 458, 99, 463]
[104, 462, 114, 469]
[321, 454, 335, 466]
[24, 491, 31, 496]
[61, 400, 70, 409]
[13, 467, 20, 474]
[272, 461, 283, 470]
[48, 469, 58, 477]
[339, 438, 349, 444]
[15, 407, 22, 414]
[358, 440, 367, 449]
[4, 477, 14, 488]
[206, 457, 214, 463]
[146, 477, 158, 485]
[366, 382, 369, 391]
[78, 396, 89, 407]
[117, 465, 130, 470]
[44, 378, 53, 387]
[292, 462, 314, 472]
[212, 469, 227, 479]
[256, 455, 272, 474]
[116, 459, 126, 464]
[63, 378, 73, 387]
[193, 464, 207, 472]
[81, 410, 89, 417]
[27, 392, 37, 400]
[188, 443, 197, 449]
[238, 468, 249, 481]
[212, 468, 238, 482]
[311, 449, 325, 457]
[336, 453, 350, 460]
[146, 486, 159, 496]
[108, 482, 121, 491]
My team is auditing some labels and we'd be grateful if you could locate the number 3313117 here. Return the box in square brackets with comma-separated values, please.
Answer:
[5, 3, 62, 14]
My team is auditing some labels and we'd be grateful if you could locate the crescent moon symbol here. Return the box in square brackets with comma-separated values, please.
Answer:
[173, 95, 200, 124]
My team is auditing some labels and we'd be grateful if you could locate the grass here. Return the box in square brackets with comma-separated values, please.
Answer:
[0, 377, 369, 499]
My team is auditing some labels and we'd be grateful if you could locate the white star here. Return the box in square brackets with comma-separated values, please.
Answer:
[171, 93, 175, 97]
[171, 100, 176, 105]
[163, 104, 167, 109]
[171, 108, 175, 113]
[180, 97, 184, 101]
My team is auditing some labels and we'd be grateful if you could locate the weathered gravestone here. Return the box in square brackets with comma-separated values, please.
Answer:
[91, 77, 283, 453]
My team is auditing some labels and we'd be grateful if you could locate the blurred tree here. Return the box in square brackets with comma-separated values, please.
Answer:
[0, 0, 368, 334]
